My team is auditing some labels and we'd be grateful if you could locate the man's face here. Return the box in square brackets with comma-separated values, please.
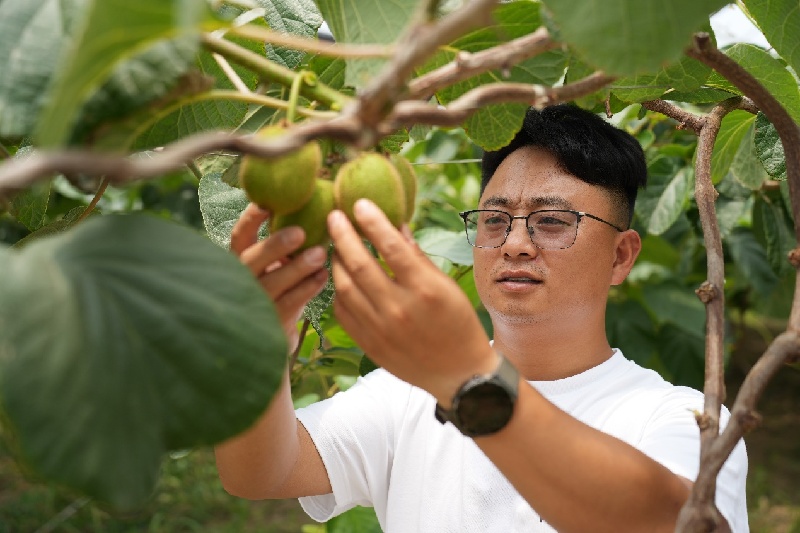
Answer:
[473, 146, 627, 328]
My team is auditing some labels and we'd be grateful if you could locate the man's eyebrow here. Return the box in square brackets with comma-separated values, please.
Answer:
[481, 195, 573, 210]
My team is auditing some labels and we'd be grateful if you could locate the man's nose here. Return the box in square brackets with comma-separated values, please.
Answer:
[501, 218, 539, 255]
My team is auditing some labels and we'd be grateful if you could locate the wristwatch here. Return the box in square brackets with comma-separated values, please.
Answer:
[434, 352, 519, 437]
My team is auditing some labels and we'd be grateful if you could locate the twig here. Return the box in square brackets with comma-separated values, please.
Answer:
[228, 24, 396, 58]
[0, 74, 614, 195]
[75, 177, 110, 224]
[212, 53, 252, 94]
[387, 72, 615, 129]
[206, 89, 337, 119]
[186, 160, 204, 182]
[34, 497, 91, 533]
[201, 34, 351, 111]
[289, 318, 312, 372]
[640, 100, 706, 134]
[407, 27, 557, 100]
[355, 0, 501, 127]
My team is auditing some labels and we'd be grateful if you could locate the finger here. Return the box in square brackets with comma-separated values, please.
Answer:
[330, 253, 381, 318]
[351, 199, 421, 284]
[231, 203, 270, 255]
[327, 209, 395, 308]
[260, 246, 328, 302]
[272, 267, 329, 326]
[240, 226, 305, 276]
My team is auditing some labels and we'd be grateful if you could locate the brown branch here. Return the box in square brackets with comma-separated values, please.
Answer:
[388, 73, 615, 129]
[641, 100, 705, 134]
[407, 27, 557, 100]
[75, 177, 110, 224]
[687, 32, 800, 273]
[0, 74, 615, 196]
[354, 0, 501, 128]
[671, 98, 745, 533]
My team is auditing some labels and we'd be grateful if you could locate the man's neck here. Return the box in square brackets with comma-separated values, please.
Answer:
[491, 318, 614, 382]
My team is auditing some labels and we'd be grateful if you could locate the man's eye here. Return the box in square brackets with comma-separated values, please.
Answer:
[535, 216, 569, 227]
[482, 216, 507, 228]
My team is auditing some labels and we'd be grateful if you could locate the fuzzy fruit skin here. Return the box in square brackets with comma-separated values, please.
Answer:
[390, 154, 417, 223]
[334, 153, 406, 231]
[270, 179, 335, 252]
[239, 125, 321, 216]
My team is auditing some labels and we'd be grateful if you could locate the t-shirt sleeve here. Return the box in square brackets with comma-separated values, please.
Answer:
[295, 369, 412, 523]
[637, 387, 749, 532]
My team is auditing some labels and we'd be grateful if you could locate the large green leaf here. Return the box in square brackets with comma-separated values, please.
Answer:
[415, 227, 474, 266]
[258, 0, 323, 70]
[421, 1, 568, 150]
[725, 226, 779, 296]
[729, 123, 769, 190]
[754, 112, 787, 181]
[71, 35, 200, 147]
[744, 0, 800, 81]
[611, 55, 712, 104]
[541, 0, 728, 75]
[710, 110, 756, 184]
[35, 0, 217, 147]
[636, 156, 693, 235]
[9, 183, 51, 232]
[606, 298, 658, 369]
[0, 214, 287, 510]
[641, 282, 706, 341]
[753, 194, 796, 277]
[198, 172, 250, 249]
[655, 322, 705, 390]
[315, 0, 417, 89]
[706, 43, 800, 124]
[0, 0, 87, 138]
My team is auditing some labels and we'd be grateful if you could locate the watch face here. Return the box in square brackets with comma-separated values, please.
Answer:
[456, 381, 515, 436]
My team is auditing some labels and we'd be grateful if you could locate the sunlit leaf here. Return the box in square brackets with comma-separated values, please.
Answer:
[35, 0, 217, 146]
[744, 0, 800, 80]
[710, 110, 756, 184]
[258, 0, 323, 69]
[415, 227, 474, 266]
[730, 123, 769, 190]
[541, 0, 728, 75]
[753, 112, 787, 181]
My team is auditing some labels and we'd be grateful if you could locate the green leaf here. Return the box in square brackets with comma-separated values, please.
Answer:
[710, 110, 756, 184]
[198, 172, 250, 249]
[606, 299, 658, 369]
[326, 506, 382, 533]
[541, 0, 728, 75]
[753, 112, 787, 181]
[636, 156, 693, 235]
[706, 43, 800, 124]
[258, 0, 323, 70]
[0, 0, 87, 138]
[12, 207, 86, 249]
[611, 56, 712, 104]
[655, 322, 705, 389]
[753, 195, 796, 277]
[9, 182, 51, 231]
[35, 0, 216, 147]
[725, 227, 779, 296]
[70, 35, 200, 147]
[315, 0, 417, 89]
[0, 214, 287, 510]
[415, 227, 474, 266]
[421, 1, 567, 150]
[729, 122, 770, 190]
[744, 0, 800, 81]
[663, 87, 737, 104]
[641, 282, 706, 340]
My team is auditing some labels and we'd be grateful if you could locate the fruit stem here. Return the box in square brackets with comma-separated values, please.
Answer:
[201, 34, 351, 111]
[287, 71, 305, 125]
[75, 177, 110, 224]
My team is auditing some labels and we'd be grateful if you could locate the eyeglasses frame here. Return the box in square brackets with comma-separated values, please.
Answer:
[458, 208, 626, 250]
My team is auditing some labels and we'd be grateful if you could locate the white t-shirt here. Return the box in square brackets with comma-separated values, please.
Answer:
[296, 350, 748, 532]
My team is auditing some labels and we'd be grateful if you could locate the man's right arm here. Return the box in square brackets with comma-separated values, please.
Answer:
[213, 203, 333, 500]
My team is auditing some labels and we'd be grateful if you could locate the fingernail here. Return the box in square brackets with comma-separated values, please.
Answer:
[304, 247, 326, 266]
[280, 227, 303, 246]
[328, 210, 346, 229]
[354, 198, 379, 217]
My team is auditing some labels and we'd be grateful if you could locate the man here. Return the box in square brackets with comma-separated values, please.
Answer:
[215, 105, 748, 532]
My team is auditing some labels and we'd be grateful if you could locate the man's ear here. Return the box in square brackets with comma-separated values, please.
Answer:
[610, 230, 641, 286]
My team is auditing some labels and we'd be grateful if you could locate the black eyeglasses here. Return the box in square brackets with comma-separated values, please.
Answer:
[459, 209, 624, 250]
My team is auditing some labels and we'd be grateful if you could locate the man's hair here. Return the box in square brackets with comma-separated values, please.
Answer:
[481, 104, 647, 227]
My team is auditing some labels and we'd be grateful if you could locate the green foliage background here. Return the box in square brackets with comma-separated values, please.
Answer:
[0, 0, 798, 530]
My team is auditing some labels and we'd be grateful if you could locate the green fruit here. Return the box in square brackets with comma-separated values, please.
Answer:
[334, 153, 406, 232]
[270, 179, 335, 252]
[390, 154, 417, 223]
[239, 124, 321, 215]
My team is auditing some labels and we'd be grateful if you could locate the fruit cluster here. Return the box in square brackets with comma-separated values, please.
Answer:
[239, 124, 417, 252]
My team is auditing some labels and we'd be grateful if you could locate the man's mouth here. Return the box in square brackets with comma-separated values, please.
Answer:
[496, 271, 543, 284]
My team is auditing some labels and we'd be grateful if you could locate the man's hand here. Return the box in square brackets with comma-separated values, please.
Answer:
[327, 198, 497, 405]
[231, 203, 329, 351]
